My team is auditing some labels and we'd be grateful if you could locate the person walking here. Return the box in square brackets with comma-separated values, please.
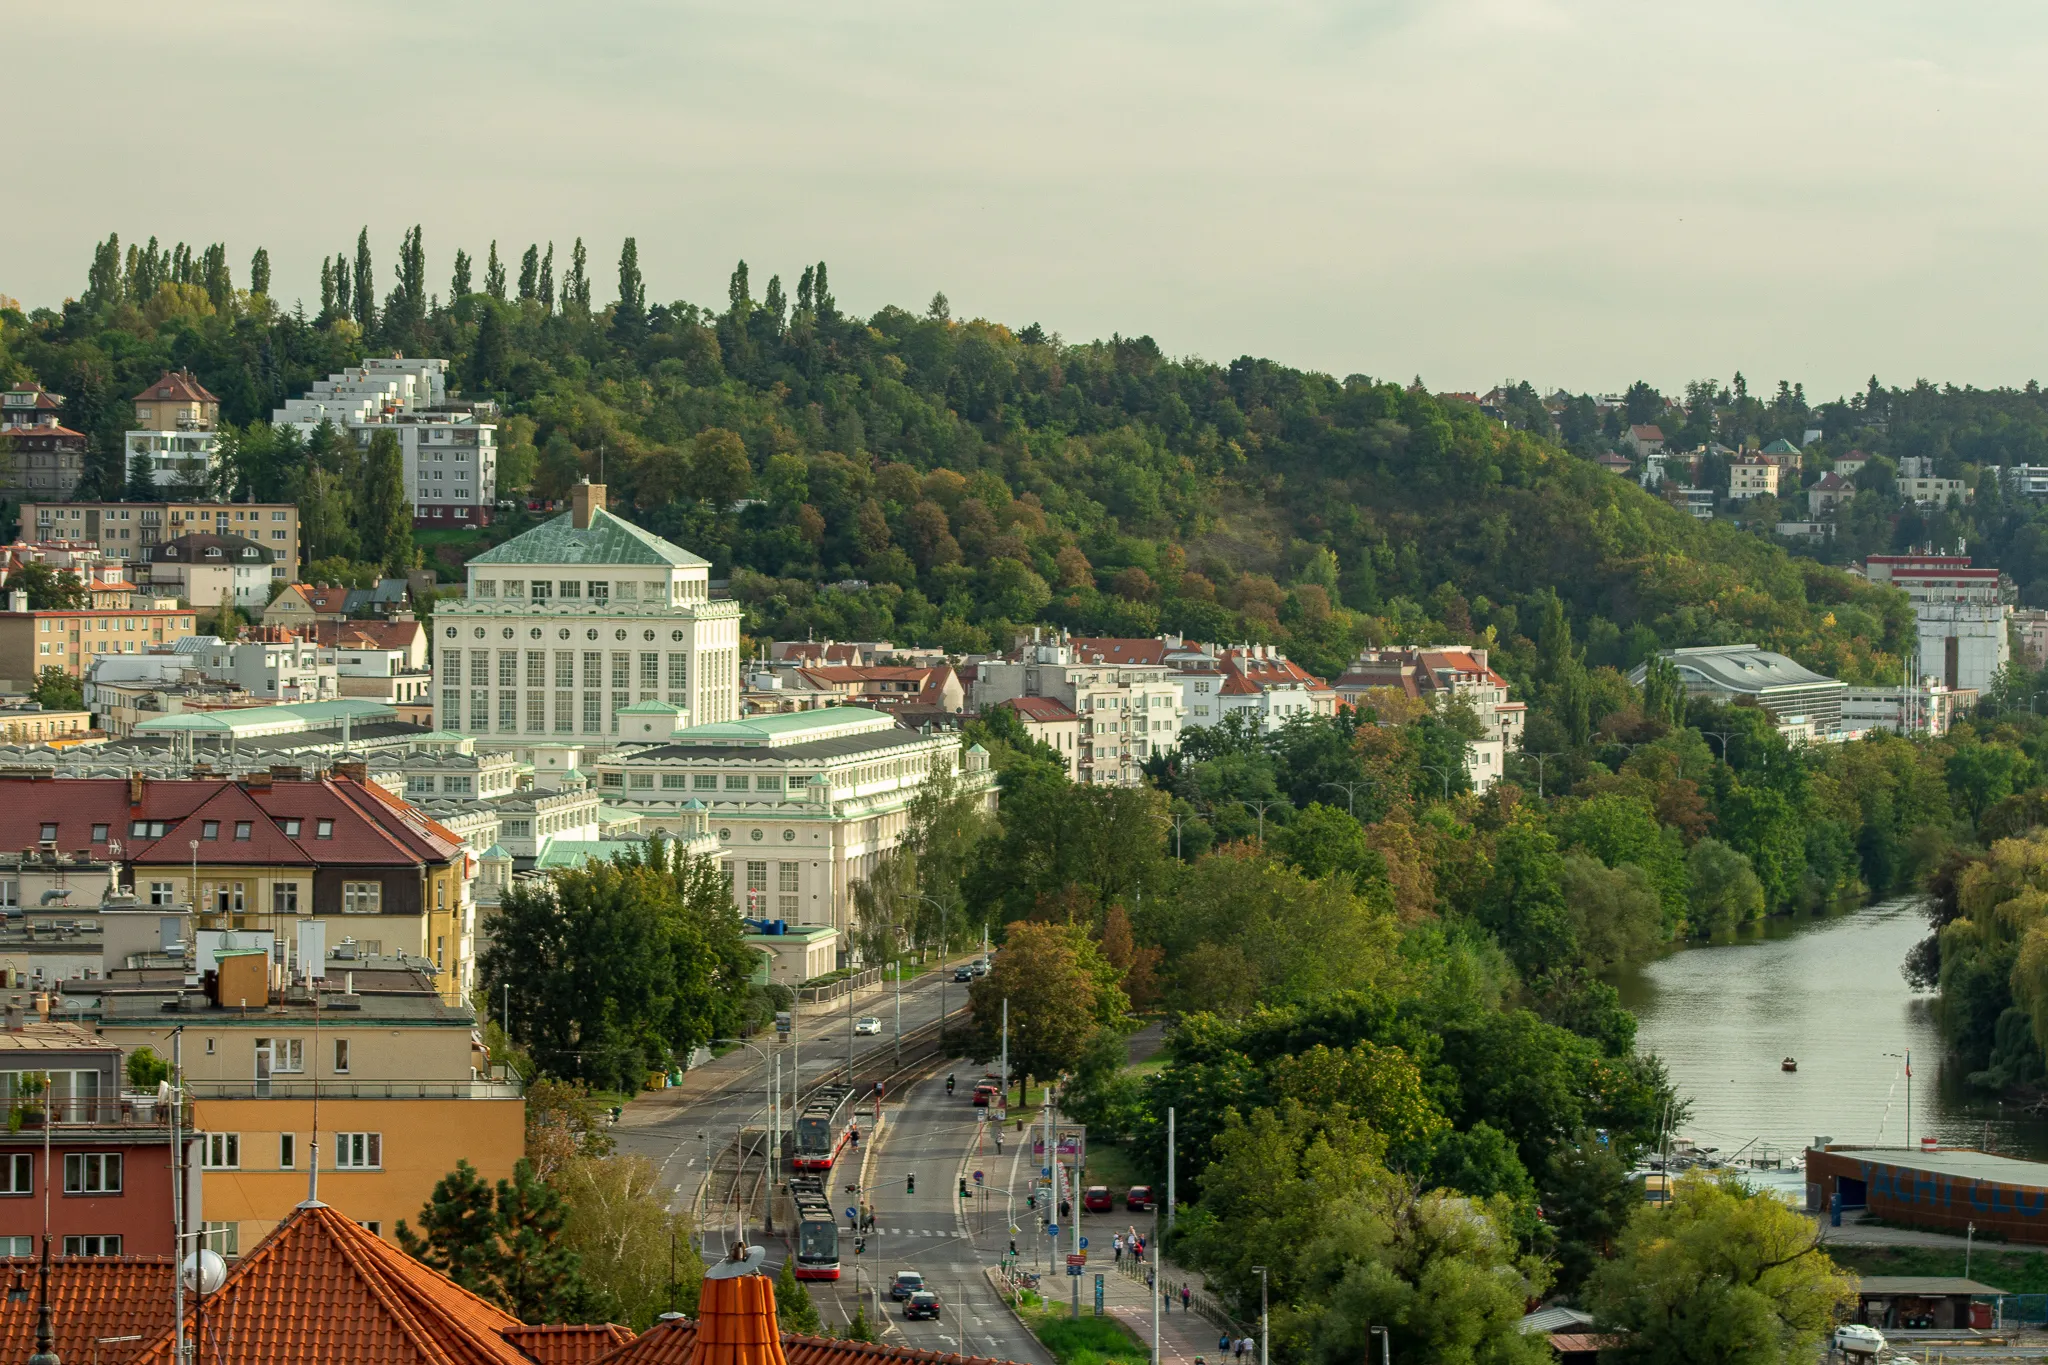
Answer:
[1241, 1335, 1256, 1361]
[1219, 1333, 1232, 1357]
[1114, 1234, 1124, 1265]
[1181, 1284, 1192, 1313]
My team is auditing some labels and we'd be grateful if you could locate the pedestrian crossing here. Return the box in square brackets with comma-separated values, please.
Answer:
[875, 1227, 958, 1237]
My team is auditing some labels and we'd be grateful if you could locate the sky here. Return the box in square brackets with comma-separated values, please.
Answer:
[9, 0, 2048, 399]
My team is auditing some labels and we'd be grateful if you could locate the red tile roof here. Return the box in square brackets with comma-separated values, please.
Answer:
[1629, 424, 1664, 440]
[0, 775, 463, 869]
[507, 1324, 639, 1364]
[0, 1255, 177, 1364]
[132, 369, 219, 406]
[997, 696, 1078, 724]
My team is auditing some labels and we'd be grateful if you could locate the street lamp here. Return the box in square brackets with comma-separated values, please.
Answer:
[703, 1037, 778, 1233]
[1152, 810, 1189, 860]
[894, 893, 956, 1038]
[1320, 779, 1377, 819]
[1419, 764, 1454, 802]
[1519, 751, 1561, 799]
[1369, 1325, 1390, 1365]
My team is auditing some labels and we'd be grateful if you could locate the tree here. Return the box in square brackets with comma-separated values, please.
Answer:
[524, 1078, 617, 1181]
[1587, 1172, 1855, 1365]
[31, 667, 82, 712]
[396, 1160, 505, 1300]
[361, 428, 414, 577]
[1542, 1131, 1641, 1291]
[485, 241, 507, 300]
[1686, 838, 1765, 936]
[614, 237, 646, 343]
[844, 1307, 877, 1343]
[565, 237, 590, 313]
[518, 244, 539, 301]
[248, 247, 271, 297]
[1559, 852, 1665, 969]
[5, 563, 87, 611]
[777, 1255, 822, 1335]
[352, 226, 375, 330]
[451, 248, 473, 300]
[965, 921, 1126, 1080]
[688, 428, 753, 509]
[556, 1153, 701, 1329]
[125, 1046, 171, 1089]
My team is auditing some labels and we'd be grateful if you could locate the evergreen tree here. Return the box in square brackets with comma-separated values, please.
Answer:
[249, 247, 271, 296]
[398, 1157, 593, 1324]
[613, 237, 646, 342]
[362, 428, 414, 577]
[485, 242, 507, 300]
[451, 247, 473, 299]
[776, 1256, 822, 1335]
[844, 1307, 876, 1344]
[353, 227, 375, 330]
[539, 242, 555, 311]
[471, 301, 511, 393]
[200, 243, 232, 310]
[387, 224, 426, 335]
[333, 254, 352, 320]
[518, 244, 539, 301]
[813, 260, 835, 321]
[125, 452, 159, 502]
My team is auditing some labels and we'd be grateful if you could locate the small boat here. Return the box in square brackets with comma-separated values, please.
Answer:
[1782, 1058, 1798, 1072]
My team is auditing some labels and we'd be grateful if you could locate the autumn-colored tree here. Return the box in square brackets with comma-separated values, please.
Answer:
[1098, 904, 1162, 1011]
[965, 921, 1126, 1080]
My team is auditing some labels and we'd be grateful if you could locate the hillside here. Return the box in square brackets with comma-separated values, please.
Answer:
[0, 231, 1914, 713]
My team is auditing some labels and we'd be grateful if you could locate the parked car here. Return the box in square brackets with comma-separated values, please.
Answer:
[953, 966, 974, 982]
[1126, 1185, 1155, 1211]
[854, 1015, 882, 1036]
[905, 1291, 942, 1321]
[1834, 1326, 1884, 1358]
[890, 1271, 925, 1301]
[1083, 1185, 1114, 1213]
[973, 1081, 1001, 1107]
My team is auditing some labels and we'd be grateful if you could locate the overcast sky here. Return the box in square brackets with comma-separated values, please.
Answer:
[9, 0, 2047, 399]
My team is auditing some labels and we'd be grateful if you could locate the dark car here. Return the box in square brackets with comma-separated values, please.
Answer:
[905, 1291, 941, 1321]
[1127, 1185, 1155, 1211]
[953, 966, 974, 982]
[1083, 1185, 1113, 1213]
[890, 1271, 925, 1301]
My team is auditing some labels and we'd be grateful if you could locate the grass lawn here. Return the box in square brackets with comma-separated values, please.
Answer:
[1085, 1142, 1155, 1194]
[1024, 1306, 1150, 1365]
[1828, 1244, 2048, 1293]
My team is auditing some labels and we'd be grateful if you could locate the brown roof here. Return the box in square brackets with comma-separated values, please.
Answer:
[507, 1324, 639, 1364]
[132, 369, 219, 406]
[998, 696, 1078, 723]
[1629, 424, 1664, 440]
[309, 619, 423, 652]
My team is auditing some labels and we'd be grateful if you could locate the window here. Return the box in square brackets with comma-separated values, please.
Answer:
[600, 773, 624, 789]
[693, 774, 718, 791]
[281, 819, 301, 837]
[257, 1038, 304, 1073]
[342, 881, 382, 914]
[201, 821, 219, 840]
[0, 880, 14, 909]
[333, 1132, 382, 1169]
[0, 1153, 30, 1194]
[280, 1133, 295, 1169]
[199, 1133, 239, 1169]
[640, 653, 659, 687]
[37, 823, 55, 842]
[90, 824, 108, 842]
[583, 693, 602, 733]
[756, 776, 784, 793]
[629, 773, 653, 790]
[725, 775, 749, 791]
[475, 579, 496, 598]
[588, 581, 609, 603]
[661, 774, 686, 789]
[498, 652, 517, 687]
[62, 1235, 121, 1256]
[233, 821, 252, 841]
[526, 651, 546, 687]
[555, 651, 576, 687]
[316, 819, 333, 839]
[0, 1237, 28, 1256]
[64, 1153, 122, 1194]
[779, 862, 800, 893]
[334, 1039, 351, 1074]
[529, 580, 551, 601]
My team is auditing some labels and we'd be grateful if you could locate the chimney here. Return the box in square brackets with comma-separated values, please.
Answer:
[571, 480, 605, 529]
[333, 760, 368, 784]
[128, 773, 144, 806]
[6, 591, 23, 613]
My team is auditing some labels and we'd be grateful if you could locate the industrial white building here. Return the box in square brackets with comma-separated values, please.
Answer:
[1864, 555, 2011, 697]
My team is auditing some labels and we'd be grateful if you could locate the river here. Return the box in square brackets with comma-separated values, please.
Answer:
[1612, 897, 2048, 1162]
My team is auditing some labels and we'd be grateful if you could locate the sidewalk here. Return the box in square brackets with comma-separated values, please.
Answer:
[1094, 1256, 1234, 1365]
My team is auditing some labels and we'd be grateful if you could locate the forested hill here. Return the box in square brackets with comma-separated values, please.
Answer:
[0, 232, 1913, 725]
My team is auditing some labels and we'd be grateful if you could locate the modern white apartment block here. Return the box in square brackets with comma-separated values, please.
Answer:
[272, 357, 498, 526]
[432, 483, 741, 753]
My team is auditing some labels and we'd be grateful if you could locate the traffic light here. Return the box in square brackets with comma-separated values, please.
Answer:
[959, 1177, 970, 1199]
[907, 1174, 916, 1194]
[1027, 1191, 1036, 1209]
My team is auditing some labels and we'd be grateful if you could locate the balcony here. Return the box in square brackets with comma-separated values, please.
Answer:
[184, 1079, 522, 1101]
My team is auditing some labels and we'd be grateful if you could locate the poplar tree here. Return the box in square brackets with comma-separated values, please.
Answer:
[485, 242, 507, 300]
[84, 235, 123, 310]
[361, 429, 414, 577]
[249, 247, 271, 296]
[539, 243, 555, 311]
[612, 237, 645, 342]
[451, 248, 472, 299]
[518, 244, 539, 301]
[353, 227, 375, 330]
[565, 238, 589, 313]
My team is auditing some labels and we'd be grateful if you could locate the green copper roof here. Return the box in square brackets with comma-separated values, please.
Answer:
[467, 509, 710, 569]
[1761, 439, 1801, 455]
[667, 706, 896, 745]
[534, 837, 652, 870]
[618, 700, 684, 715]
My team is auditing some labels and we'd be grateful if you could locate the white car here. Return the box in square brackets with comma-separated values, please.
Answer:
[855, 1016, 882, 1036]
[1834, 1324, 1885, 1357]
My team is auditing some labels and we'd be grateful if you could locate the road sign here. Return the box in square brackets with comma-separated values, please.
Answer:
[1048, 1224, 1059, 1238]
[1068, 1263, 1082, 1277]
[974, 1171, 984, 1185]
[1042, 1166, 1051, 1177]
[845, 1207, 857, 1219]
[1078, 1236, 1088, 1250]
[1067, 1252, 1087, 1267]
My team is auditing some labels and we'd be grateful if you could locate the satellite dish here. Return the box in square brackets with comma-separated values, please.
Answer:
[181, 1249, 226, 1295]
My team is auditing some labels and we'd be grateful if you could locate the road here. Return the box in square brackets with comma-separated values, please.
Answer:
[613, 961, 1051, 1364]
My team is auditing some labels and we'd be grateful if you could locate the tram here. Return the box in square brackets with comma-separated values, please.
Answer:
[793, 1084, 860, 1172]
[790, 1175, 841, 1280]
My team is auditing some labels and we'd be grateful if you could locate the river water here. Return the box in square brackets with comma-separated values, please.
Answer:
[1613, 897, 2048, 1162]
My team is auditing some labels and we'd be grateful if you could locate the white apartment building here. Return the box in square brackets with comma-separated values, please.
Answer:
[272, 357, 498, 526]
[593, 706, 997, 960]
[971, 632, 1184, 786]
[188, 635, 339, 703]
[432, 482, 742, 753]
[1864, 554, 2011, 696]
[1334, 646, 1525, 794]
[1896, 457, 1970, 508]
[1164, 641, 1335, 733]
[126, 429, 222, 492]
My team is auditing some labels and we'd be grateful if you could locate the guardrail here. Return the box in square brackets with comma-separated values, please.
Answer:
[183, 1079, 523, 1101]
[795, 966, 884, 1005]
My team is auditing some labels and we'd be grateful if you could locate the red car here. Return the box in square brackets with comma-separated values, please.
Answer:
[1127, 1185, 1155, 1211]
[1083, 1185, 1113, 1213]
[973, 1082, 1000, 1107]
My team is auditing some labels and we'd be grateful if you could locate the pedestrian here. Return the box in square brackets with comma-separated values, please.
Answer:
[1242, 1335, 1256, 1361]
[1182, 1285, 1192, 1313]
[1219, 1333, 1231, 1356]
[1114, 1234, 1124, 1265]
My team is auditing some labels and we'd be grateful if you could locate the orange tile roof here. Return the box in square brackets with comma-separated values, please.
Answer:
[133, 369, 219, 406]
[0, 1255, 177, 1364]
[506, 1323, 638, 1364]
[126, 1200, 554, 1365]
